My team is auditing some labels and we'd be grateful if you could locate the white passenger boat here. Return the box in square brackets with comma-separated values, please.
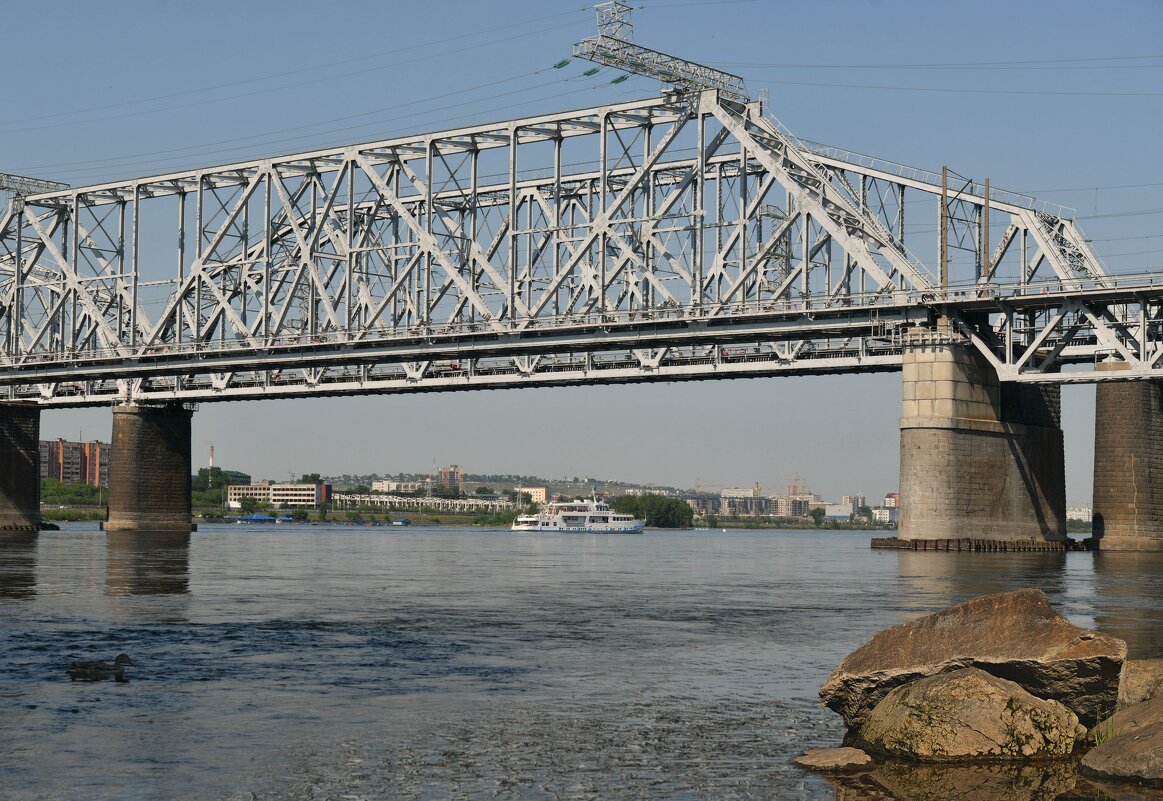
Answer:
[511, 497, 645, 533]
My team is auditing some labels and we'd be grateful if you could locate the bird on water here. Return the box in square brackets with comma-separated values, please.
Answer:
[66, 654, 135, 682]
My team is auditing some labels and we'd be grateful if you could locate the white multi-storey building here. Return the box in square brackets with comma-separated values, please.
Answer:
[227, 481, 329, 508]
[1066, 507, 1093, 522]
[371, 478, 433, 494]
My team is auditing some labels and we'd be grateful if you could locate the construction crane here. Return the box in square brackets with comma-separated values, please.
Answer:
[573, 2, 749, 103]
[772, 474, 808, 498]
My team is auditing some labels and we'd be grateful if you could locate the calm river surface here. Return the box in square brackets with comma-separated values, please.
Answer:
[2, 524, 1162, 800]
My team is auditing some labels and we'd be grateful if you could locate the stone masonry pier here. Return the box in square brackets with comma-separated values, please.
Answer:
[898, 334, 1066, 542]
[1092, 361, 1163, 551]
[0, 402, 41, 532]
[104, 403, 194, 535]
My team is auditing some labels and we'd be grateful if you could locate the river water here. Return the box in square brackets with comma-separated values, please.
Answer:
[1, 524, 1162, 800]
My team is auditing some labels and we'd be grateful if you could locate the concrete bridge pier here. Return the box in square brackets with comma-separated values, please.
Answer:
[1092, 361, 1163, 551]
[0, 402, 41, 532]
[104, 404, 194, 536]
[898, 332, 1066, 542]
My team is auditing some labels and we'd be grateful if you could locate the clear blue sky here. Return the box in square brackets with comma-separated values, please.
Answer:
[5, 0, 1161, 504]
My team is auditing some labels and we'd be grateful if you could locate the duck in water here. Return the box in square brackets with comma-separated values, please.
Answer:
[67, 654, 135, 682]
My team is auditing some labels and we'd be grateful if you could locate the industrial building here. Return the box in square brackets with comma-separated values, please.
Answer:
[226, 481, 331, 508]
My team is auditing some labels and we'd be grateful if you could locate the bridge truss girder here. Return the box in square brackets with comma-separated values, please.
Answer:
[0, 90, 1136, 407]
[945, 282, 1163, 383]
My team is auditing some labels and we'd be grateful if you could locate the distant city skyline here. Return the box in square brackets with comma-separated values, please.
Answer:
[12, 0, 1154, 510]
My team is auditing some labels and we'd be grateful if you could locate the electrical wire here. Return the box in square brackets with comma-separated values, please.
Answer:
[762, 79, 1163, 98]
[719, 54, 1163, 70]
[0, 19, 587, 137]
[1026, 181, 1163, 194]
[0, 7, 592, 129]
[1078, 208, 1163, 220]
[38, 74, 624, 185]
[16, 67, 556, 174]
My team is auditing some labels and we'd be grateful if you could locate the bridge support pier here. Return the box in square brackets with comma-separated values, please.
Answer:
[1092, 361, 1163, 551]
[0, 402, 41, 532]
[104, 404, 193, 536]
[898, 334, 1066, 542]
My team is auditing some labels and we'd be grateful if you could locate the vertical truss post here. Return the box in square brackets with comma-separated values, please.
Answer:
[983, 177, 991, 277]
[940, 165, 949, 291]
[599, 112, 608, 315]
[898, 185, 905, 256]
[10, 204, 22, 357]
[642, 121, 653, 310]
[114, 199, 124, 343]
[261, 178, 271, 343]
[424, 142, 434, 328]
[740, 136, 749, 309]
[551, 134, 562, 317]
[131, 188, 140, 348]
[508, 128, 518, 328]
[176, 191, 186, 347]
[471, 146, 481, 324]
[694, 110, 705, 309]
[802, 213, 810, 303]
[195, 177, 205, 342]
[346, 159, 354, 333]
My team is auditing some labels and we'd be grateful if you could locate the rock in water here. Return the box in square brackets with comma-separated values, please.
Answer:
[857, 668, 1084, 760]
[1120, 659, 1163, 709]
[1081, 719, 1163, 785]
[793, 747, 873, 772]
[820, 589, 1125, 729]
[1090, 692, 1163, 744]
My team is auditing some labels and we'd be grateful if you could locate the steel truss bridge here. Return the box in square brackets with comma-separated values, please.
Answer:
[1, 89, 1158, 408]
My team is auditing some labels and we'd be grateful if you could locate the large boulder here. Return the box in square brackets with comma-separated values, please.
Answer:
[1096, 692, 1163, 741]
[857, 668, 1084, 760]
[1081, 720, 1163, 786]
[1120, 659, 1163, 708]
[821, 589, 1125, 729]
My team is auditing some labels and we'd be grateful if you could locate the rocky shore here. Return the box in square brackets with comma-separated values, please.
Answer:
[795, 589, 1163, 800]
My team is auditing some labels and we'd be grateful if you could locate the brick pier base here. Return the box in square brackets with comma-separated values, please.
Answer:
[104, 404, 194, 535]
[0, 403, 41, 531]
[898, 333, 1066, 542]
[1093, 362, 1163, 551]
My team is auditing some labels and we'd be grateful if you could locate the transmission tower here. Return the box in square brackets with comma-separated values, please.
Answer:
[573, 2, 749, 103]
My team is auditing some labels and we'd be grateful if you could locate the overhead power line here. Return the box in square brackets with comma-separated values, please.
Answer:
[719, 54, 1163, 70]
[763, 79, 1163, 98]
[0, 8, 592, 130]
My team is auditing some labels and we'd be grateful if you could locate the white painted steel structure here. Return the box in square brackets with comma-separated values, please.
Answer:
[0, 85, 1152, 409]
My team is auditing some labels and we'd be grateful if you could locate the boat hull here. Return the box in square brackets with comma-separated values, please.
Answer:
[510, 520, 645, 533]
